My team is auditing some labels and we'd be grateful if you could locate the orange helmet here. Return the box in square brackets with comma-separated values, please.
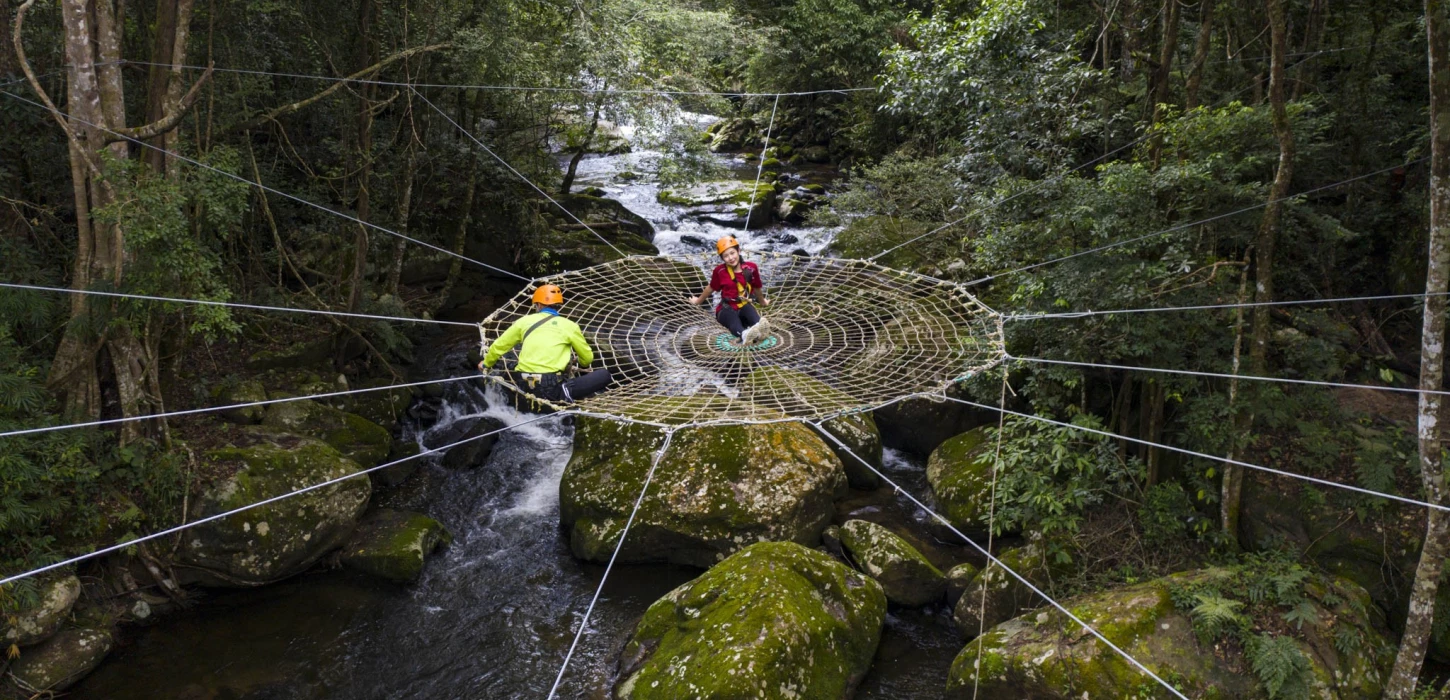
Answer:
[716, 236, 741, 256]
[532, 284, 564, 306]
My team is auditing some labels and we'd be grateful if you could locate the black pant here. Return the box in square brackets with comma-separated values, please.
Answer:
[716, 303, 761, 338]
[510, 368, 612, 403]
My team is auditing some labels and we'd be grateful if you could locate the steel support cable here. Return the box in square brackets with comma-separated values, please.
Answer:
[409, 87, 629, 260]
[964, 159, 1424, 287]
[112, 60, 877, 96]
[0, 281, 477, 328]
[0, 412, 555, 587]
[741, 94, 781, 236]
[807, 421, 1191, 700]
[0, 375, 474, 439]
[0, 89, 532, 284]
[971, 369, 1010, 700]
[935, 394, 1450, 514]
[547, 428, 676, 700]
[1005, 291, 1450, 320]
[1012, 354, 1450, 399]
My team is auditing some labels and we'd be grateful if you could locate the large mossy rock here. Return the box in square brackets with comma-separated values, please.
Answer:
[927, 427, 995, 530]
[657, 180, 776, 229]
[244, 337, 333, 371]
[211, 380, 268, 424]
[535, 194, 657, 272]
[838, 519, 945, 606]
[2, 576, 80, 647]
[262, 399, 392, 469]
[947, 568, 1392, 699]
[952, 535, 1066, 638]
[873, 385, 996, 457]
[339, 509, 452, 583]
[346, 380, 416, 428]
[744, 366, 884, 489]
[615, 541, 886, 699]
[560, 416, 848, 568]
[706, 117, 757, 152]
[8, 627, 113, 692]
[178, 432, 371, 586]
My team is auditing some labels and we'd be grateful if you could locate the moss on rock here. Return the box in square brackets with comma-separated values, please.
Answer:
[838, 519, 945, 606]
[2, 576, 80, 647]
[211, 380, 268, 424]
[615, 541, 885, 699]
[339, 509, 452, 583]
[262, 400, 392, 469]
[8, 627, 113, 692]
[927, 427, 995, 530]
[560, 415, 848, 567]
[178, 431, 371, 586]
[952, 534, 1068, 637]
[743, 366, 883, 489]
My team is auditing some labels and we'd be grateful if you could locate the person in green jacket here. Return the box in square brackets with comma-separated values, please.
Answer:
[477, 284, 612, 403]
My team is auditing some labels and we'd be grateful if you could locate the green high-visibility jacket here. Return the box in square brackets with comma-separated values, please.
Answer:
[482, 311, 594, 373]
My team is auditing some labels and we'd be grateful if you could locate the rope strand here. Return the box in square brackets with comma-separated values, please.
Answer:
[1005, 291, 1450, 320]
[1012, 354, 1450, 398]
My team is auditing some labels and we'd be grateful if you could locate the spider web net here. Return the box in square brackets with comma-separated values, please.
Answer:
[478, 251, 1004, 427]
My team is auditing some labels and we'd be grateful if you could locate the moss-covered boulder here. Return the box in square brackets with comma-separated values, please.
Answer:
[838, 519, 945, 606]
[2, 576, 80, 647]
[744, 367, 883, 489]
[927, 427, 996, 531]
[707, 117, 758, 152]
[8, 627, 113, 692]
[178, 432, 371, 586]
[262, 400, 392, 469]
[948, 568, 1392, 699]
[872, 385, 996, 457]
[615, 541, 885, 699]
[211, 380, 268, 424]
[657, 180, 776, 229]
[560, 416, 848, 568]
[339, 509, 452, 583]
[346, 380, 415, 428]
[952, 535, 1066, 638]
[244, 337, 333, 371]
[946, 562, 980, 608]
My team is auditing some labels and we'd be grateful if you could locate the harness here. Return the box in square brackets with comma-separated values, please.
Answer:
[516, 313, 567, 401]
[724, 265, 754, 310]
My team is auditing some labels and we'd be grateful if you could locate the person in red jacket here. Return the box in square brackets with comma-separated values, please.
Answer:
[688, 236, 770, 343]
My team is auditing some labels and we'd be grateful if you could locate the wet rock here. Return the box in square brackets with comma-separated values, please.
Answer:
[952, 534, 1067, 638]
[339, 509, 452, 583]
[838, 519, 945, 606]
[434, 416, 507, 470]
[178, 431, 370, 586]
[560, 413, 847, 568]
[536, 194, 657, 271]
[579, 186, 608, 198]
[743, 366, 883, 489]
[948, 568, 1392, 699]
[345, 380, 415, 429]
[775, 197, 813, 224]
[873, 384, 996, 457]
[244, 338, 332, 371]
[708, 117, 758, 152]
[371, 439, 421, 488]
[615, 541, 885, 699]
[8, 627, 113, 692]
[945, 562, 980, 607]
[262, 399, 392, 469]
[801, 146, 830, 164]
[658, 181, 775, 230]
[211, 380, 268, 424]
[926, 427, 996, 530]
[2, 576, 80, 647]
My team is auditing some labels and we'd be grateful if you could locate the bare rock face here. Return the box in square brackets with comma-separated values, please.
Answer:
[560, 415, 848, 568]
[2, 576, 80, 647]
[8, 627, 114, 693]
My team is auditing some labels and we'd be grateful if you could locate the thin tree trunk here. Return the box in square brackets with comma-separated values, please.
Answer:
[1185, 0, 1216, 109]
[1290, 0, 1327, 101]
[1251, 0, 1294, 380]
[1147, 0, 1181, 166]
[385, 143, 418, 297]
[344, 0, 377, 317]
[1385, 0, 1450, 694]
[561, 95, 604, 195]
[1221, 247, 1253, 538]
[0, 0, 14, 77]
[1116, 373, 1134, 460]
[438, 160, 478, 307]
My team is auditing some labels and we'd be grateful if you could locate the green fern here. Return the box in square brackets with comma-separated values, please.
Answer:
[1281, 600, 1318, 630]
[1248, 634, 1312, 700]
[1190, 593, 1246, 641]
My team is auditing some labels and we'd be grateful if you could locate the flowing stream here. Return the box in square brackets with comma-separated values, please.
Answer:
[72, 142, 974, 700]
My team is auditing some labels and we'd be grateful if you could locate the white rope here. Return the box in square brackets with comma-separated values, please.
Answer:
[0, 281, 477, 327]
[0, 90, 532, 283]
[1012, 354, 1450, 398]
[1005, 291, 1450, 320]
[409, 87, 628, 260]
[971, 369, 1009, 700]
[0, 412, 555, 587]
[807, 421, 1190, 700]
[936, 394, 1450, 513]
[113, 61, 877, 96]
[547, 428, 676, 700]
[965, 160, 1423, 286]
[0, 375, 474, 439]
[741, 94, 780, 236]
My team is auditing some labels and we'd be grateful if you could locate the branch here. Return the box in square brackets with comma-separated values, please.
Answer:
[107, 63, 216, 143]
[225, 43, 450, 134]
[12, 0, 87, 163]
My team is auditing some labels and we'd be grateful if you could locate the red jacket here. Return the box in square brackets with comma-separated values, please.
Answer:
[710, 262, 763, 312]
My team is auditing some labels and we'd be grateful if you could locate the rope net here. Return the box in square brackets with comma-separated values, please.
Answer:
[478, 251, 1004, 426]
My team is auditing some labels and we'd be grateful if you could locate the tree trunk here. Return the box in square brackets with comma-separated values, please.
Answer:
[560, 96, 603, 195]
[1290, 0, 1327, 101]
[385, 143, 419, 297]
[143, 0, 194, 176]
[438, 159, 478, 307]
[1384, 1, 1450, 695]
[1221, 247, 1253, 538]
[1185, 0, 1216, 109]
[1147, 0, 1182, 166]
[1251, 0, 1294, 380]
[344, 0, 377, 317]
[0, 0, 14, 77]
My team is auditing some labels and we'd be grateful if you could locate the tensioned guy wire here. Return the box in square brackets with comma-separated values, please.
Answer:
[1005, 291, 1450, 320]
[0, 413, 556, 587]
[409, 86, 628, 260]
[0, 89, 532, 284]
[1013, 355, 1450, 398]
[741, 94, 780, 236]
[936, 394, 1450, 514]
[808, 422, 1191, 700]
[0, 282, 477, 327]
[546, 428, 676, 700]
[0, 375, 475, 439]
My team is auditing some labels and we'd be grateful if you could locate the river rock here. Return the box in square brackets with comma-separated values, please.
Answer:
[615, 541, 885, 699]
[262, 399, 392, 469]
[872, 383, 996, 456]
[948, 568, 1391, 699]
[775, 196, 813, 224]
[657, 181, 775, 230]
[952, 534, 1066, 638]
[431, 416, 507, 470]
[178, 431, 371, 586]
[945, 562, 980, 607]
[2, 576, 80, 647]
[339, 509, 452, 583]
[744, 367, 883, 489]
[245, 337, 333, 371]
[345, 380, 415, 428]
[212, 380, 268, 424]
[838, 519, 945, 606]
[560, 414, 848, 567]
[535, 194, 658, 271]
[8, 627, 113, 692]
[927, 427, 995, 530]
[707, 117, 757, 152]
